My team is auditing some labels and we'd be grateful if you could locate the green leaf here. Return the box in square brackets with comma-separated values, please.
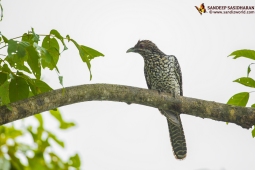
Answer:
[42, 35, 59, 51]
[69, 153, 81, 168]
[33, 43, 52, 66]
[6, 40, 28, 65]
[59, 121, 75, 130]
[252, 126, 255, 138]
[41, 49, 55, 69]
[31, 27, 40, 42]
[34, 114, 44, 128]
[26, 46, 41, 79]
[49, 109, 75, 129]
[0, 80, 10, 105]
[247, 65, 251, 77]
[59, 76, 63, 86]
[229, 49, 255, 60]
[5, 53, 27, 66]
[17, 45, 26, 58]
[16, 71, 31, 81]
[28, 79, 52, 95]
[7, 39, 18, 56]
[38, 36, 60, 71]
[227, 92, 249, 107]
[251, 103, 255, 108]
[34, 79, 52, 93]
[16, 42, 28, 58]
[233, 77, 255, 88]
[38, 135, 50, 152]
[49, 109, 63, 124]
[9, 76, 29, 102]
[5, 126, 23, 139]
[8, 150, 25, 170]
[19, 41, 30, 48]
[26, 126, 37, 142]
[79, 45, 104, 80]
[48, 131, 65, 148]
[50, 29, 68, 50]
[27, 155, 47, 170]
[48, 152, 66, 169]
[247, 63, 255, 77]
[0, 72, 7, 86]
[22, 33, 36, 45]
[80, 45, 104, 60]
[1, 34, 8, 43]
[15, 64, 31, 74]
[2, 64, 11, 73]
[71, 39, 104, 80]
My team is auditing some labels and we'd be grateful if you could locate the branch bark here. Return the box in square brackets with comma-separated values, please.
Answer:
[0, 84, 254, 129]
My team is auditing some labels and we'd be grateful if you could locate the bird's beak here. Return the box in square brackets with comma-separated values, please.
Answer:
[126, 47, 136, 53]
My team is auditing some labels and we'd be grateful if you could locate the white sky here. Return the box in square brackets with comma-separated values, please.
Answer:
[1, 0, 255, 170]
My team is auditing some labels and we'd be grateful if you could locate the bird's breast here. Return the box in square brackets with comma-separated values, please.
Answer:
[144, 56, 180, 94]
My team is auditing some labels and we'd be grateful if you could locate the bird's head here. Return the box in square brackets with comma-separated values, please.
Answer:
[126, 40, 164, 57]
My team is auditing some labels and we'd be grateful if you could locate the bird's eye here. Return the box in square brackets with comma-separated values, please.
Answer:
[139, 44, 144, 48]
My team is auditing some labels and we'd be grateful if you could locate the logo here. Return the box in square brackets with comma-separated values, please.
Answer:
[195, 3, 255, 15]
[195, 3, 206, 15]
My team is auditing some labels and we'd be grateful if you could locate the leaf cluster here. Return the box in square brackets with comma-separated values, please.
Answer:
[0, 28, 104, 105]
[0, 109, 79, 170]
[228, 49, 255, 137]
[0, 28, 104, 169]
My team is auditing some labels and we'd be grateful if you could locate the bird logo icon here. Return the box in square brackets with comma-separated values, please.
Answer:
[195, 3, 206, 15]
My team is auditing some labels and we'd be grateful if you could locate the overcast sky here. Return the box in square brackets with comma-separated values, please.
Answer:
[1, 0, 255, 170]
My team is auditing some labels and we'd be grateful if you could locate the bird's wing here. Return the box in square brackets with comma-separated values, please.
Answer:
[171, 55, 183, 96]
[144, 68, 152, 89]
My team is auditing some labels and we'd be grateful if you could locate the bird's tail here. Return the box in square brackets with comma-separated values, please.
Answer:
[160, 109, 187, 159]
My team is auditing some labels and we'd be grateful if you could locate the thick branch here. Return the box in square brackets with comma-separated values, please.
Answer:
[0, 84, 254, 129]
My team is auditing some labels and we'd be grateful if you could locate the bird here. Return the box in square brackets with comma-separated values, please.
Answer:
[126, 40, 187, 159]
[195, 3, 206, 15]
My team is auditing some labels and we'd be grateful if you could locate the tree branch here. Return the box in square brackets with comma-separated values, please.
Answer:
[0, 84, 254, 129]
